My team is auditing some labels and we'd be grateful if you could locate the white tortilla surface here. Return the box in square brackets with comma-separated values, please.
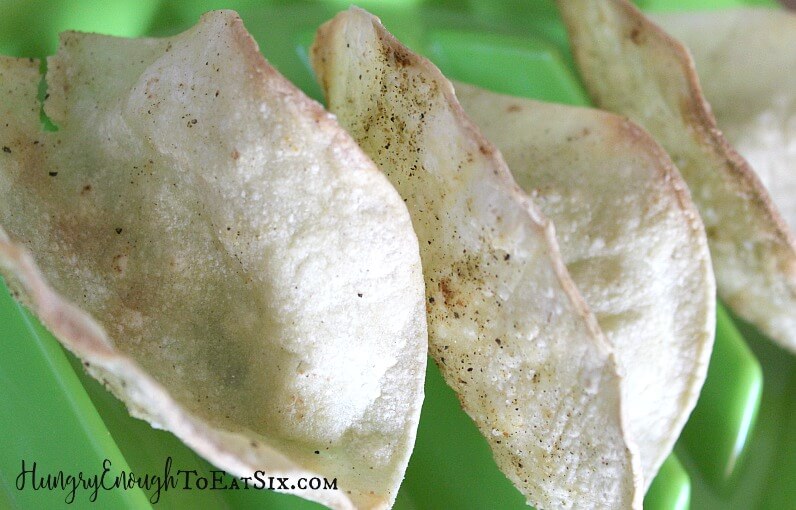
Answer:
[0, 11, 427, 510]
[558, 0, 796, 352]
[457, 82, 715, 486]
[312, 8, 642, 509]
[653, 8, 796, 235]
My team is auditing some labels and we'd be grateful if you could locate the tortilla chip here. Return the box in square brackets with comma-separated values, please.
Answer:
[653, 8, 796, 234]
[0, 11, 427, 510]
[456, 82, 715, 486]
[312, 8, 642, 509]
[557, 0, 796, 352]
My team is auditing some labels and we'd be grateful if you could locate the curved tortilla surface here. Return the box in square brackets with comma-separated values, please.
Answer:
[0, 11, 427, 510]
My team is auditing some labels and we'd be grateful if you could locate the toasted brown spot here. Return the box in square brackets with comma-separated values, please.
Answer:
[393, 47, 412, 67]
[439, 278, 455, 306]
[112, 254, 128, 274]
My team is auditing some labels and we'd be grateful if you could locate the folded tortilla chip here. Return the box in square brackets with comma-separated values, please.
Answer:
[312, 8, 642, 509]
[0, 11, 427, 510]
[653, 8, 796, 234]
[557, 0, 796, 352]
[456, 82, 715, 487]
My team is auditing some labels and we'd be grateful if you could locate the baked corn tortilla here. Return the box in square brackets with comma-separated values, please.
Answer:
[653, 8, 796, 234]
[456, 82, 715, 487]
[0, 11, 427, 510]
[557, 0, 796, 352]
[312, 8, 642, 509]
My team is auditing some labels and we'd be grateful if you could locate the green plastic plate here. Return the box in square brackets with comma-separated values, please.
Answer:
[1, 1, 794, 509]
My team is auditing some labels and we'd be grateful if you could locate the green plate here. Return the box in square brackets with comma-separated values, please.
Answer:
[1, 1, 793, 509]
